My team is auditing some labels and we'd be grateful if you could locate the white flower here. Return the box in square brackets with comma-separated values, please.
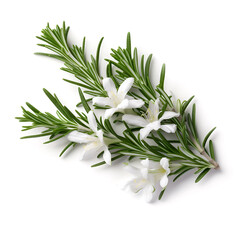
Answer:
[122, 99, 179, 139]
[92, 77, 144, 119]
[67, 111, 111, 165]
[124, 158, 170, 202]
[142, 157, 170, 189]
[124, 160, 155, 202]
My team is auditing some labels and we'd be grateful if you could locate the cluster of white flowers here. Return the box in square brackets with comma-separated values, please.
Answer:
[68, 77, 179, 200]
[124, 158, 170, 202]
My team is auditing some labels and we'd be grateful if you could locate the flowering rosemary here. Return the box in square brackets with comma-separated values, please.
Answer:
[16, 22, 219, 201]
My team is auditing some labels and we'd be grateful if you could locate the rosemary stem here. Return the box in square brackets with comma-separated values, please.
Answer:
[176, 113, 219, 169]
[201, 150, 219, 169]
[192, 136, 219, 169]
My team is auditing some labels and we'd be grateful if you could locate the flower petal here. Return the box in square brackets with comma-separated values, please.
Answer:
[104, 108, 117, 119]
[160, 158, 170, 175]
[150, 121, 161, 131]
[140, 167, 148, 179]
[81, 142, 103, 160]
[92, 97, 112, 107]
[148, 100, 155, 114]
[160, 124, 177, 133]
[160, 174, 168, 188]
[143, 184, 154, 202]
[67, 131, 96, 144]
[122, 114, 148, 127]
[117, 99, 144, 110]
[128, 177, 147, 193]
[127, 99, 145, 109]
[87, 111, 98, 132]
[160, 157, 169, 170]
[117, 77, 134, 100]
[116, 99, 129, 109]
[103, 146, 111, 165]
[148, 160, 161, 169]
[140, 125, 154, 139]
[124, 164, 141, 176]
[159, 111, 179, 121]
[95, 130, 104, 143]
[148, 99, 160, 121]
[140, 121, 161, 139]
[102, 78, 117, 96]
[141, 158, 149, 168]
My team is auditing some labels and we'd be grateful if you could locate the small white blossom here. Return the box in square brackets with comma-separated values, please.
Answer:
[124, 158, 171, 202]
[142, 158, 170, 189]
[124, 160, 155, 202]
[122, 99, 179, 139]
[67, 111, 111, 165]
[92, 77, 144, 119]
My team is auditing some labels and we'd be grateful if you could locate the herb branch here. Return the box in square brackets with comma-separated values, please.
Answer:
[16, 22, 218, 201]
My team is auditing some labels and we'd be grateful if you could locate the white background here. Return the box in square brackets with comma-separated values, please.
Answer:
[1, 0, 240, 239]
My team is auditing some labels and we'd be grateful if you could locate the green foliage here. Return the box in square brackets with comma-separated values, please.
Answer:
[35, 22, 106, 97]
[16, 23, 218, 200]
[158, 63, 165, 90]
[107, 41, 156, 101]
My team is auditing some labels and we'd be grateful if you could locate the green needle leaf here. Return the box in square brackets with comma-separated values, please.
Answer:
[173, 167, 192, 182]
[202, 127, 216, 148]
[59, 142, 76, 157]
[195, 168, 211, 183]
[78, 88, 91, 113]
[126, 32, 132, 58]
[159, 63, 165, 90]
[209, 140, 215, 160]
[96, 37, 104, 74]
[158, 188, 166, 200]
[180, 95, 195, 114]
[145, 54, 153, 80]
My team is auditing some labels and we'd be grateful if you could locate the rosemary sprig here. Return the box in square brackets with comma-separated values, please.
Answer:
[35, 22, 106, 97]
[16, 22, 219, 200]
[17, 87, 213, 172]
